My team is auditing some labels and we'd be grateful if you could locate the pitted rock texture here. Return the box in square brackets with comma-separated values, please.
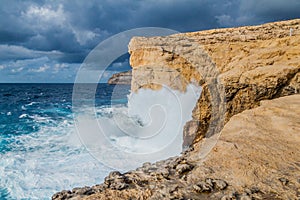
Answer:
[53, 20, 300, 200]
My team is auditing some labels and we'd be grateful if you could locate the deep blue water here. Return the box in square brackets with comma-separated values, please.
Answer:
[0, 83, 130, 200]
[0, 82, 201, 199]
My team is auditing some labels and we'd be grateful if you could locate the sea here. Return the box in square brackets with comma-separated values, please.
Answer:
[0, 83, 201, 200]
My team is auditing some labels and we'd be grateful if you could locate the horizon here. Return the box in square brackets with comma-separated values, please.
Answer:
[1, 0, 300, 83]
[0, 82, 127, 84]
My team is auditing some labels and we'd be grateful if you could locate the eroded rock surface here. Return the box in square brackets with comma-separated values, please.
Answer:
[53, 95, 300, 200]
[129, 19, 300, 143]
[53, 19, 300, 200]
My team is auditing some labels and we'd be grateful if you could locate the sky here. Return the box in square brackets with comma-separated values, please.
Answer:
[0, 0, 300, 83]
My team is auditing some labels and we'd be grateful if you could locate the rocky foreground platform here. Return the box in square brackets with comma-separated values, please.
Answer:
[53, 19, 300, 199]
[53, 95, 300, 199]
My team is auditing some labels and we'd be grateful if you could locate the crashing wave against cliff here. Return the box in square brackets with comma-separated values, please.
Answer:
[53, 19, 300, 199]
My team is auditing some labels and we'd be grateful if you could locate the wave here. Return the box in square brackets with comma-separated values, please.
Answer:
[0, 112, 110, 199]
[75, 84, 201, 171]
[0, 83, 201, 199]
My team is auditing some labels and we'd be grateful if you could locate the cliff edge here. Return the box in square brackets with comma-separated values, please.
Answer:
[53, 19, 300, 199]
[53, 95, 300, 199]
[129, 19, 300, 145]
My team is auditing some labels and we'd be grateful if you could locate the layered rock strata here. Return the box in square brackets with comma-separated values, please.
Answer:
[53, 19, 300, 199]
[53, 95, 300, 199]
[129, 19, 300, 144]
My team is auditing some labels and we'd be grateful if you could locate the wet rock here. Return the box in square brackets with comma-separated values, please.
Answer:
[193, 180, 213, 193]
[193, 178, 228, 193]
[103, 171, 129, 190]
[52, 190, 72, 200]
[176, 163, 194, 174]
[142, 162, 152, 167]
[158, 168, 169, 178]
[105, 171, 124, 182]
[175, 156, 185, 164]
[183, 120, 200, 148]
[112, 182, 128, 190]
[73, 186, 95, 195]
[150, 167, 169, 180]
[213, 179, 228, 190]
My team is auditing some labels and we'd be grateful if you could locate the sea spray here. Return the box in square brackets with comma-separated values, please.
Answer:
[0, 84, 126, 199]
[76, 83, 202, 171]
[0, 83, 201, 199]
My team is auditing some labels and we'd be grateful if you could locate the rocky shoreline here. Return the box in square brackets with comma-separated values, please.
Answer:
[53, 95, 300, 200]
[53, 19, 300, 199]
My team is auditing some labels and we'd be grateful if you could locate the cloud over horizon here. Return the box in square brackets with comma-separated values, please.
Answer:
[0, 0, 300, 82]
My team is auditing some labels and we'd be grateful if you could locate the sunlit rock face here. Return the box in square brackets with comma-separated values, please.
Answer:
[53, 19, 300, 200]
[53, 94, 300, 200]
[128, 19, 300, 145]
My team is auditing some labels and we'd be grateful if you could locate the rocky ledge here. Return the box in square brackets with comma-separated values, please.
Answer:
[53, 95, 300, 199]
[129, 19, 300, 145]
[53, 19, 300, 199]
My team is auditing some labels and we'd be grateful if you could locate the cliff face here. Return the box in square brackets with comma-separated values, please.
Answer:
[53, 19, 300, 199]
[53, 95, 300, 200]
[129, 19, 300, 145]
[107, 70, 132, 85]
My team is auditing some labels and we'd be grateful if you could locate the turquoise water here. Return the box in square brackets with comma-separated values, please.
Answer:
[0, 83, 201, 199]
[0, 83, 129, 199]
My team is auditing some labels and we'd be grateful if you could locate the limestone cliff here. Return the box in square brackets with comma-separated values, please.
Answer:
[129, 19, 300, 145]
[52, 19, 300, 200]
[53, 95, 300, 200]
[107, 70, 132, 85]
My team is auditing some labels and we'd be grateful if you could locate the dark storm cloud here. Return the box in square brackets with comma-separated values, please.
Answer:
[216, 0, 300, 27]
[239, 0, 300, 23]
[1, 0, 300, 65]
[0, 31, 33, 43]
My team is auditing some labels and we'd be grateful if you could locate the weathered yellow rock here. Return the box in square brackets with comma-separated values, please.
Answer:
[52, 19, 300, 200]
[128, 19, 300, 144]
[189, 94, 300, 199]
[53, 95, 300, 200]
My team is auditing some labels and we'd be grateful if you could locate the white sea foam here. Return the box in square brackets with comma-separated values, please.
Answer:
[26, 102, 38, 106]
[76, 84, 202, 170]
[19, 114, 28, 118]
[0, 117, 110, 199]
[0, 83, 201, 199]
[21, 105, 27, 110]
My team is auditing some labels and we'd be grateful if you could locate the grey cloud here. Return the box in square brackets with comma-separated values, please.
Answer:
[240, 0, 300, 19]
[232, 0, 300, 26]
[0, 45, 64, 61]
[1, 0, 300, 65]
